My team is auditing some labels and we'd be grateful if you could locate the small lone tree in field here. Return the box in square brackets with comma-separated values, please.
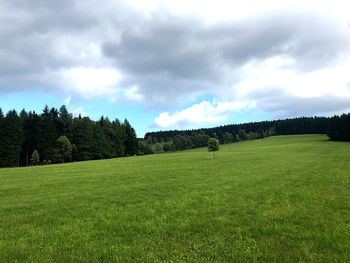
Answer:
[208, 138, 220, 158]
[30, 150, 40, 165]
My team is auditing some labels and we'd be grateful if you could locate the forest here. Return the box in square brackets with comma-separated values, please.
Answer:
[145, 114, 350, 152]
[0, 105, 349, 168]
[0, 105, 140, 168]
[327, 113, 350, 141]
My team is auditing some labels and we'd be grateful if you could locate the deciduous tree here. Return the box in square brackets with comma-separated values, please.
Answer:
[56, 136, 72, 163]
[208, 138, 220, 158]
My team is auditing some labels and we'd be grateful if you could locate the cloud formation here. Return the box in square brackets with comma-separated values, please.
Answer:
[153, 100, 254, 128]
[1, 0, 350, 129]
[103, 9, 350, 108]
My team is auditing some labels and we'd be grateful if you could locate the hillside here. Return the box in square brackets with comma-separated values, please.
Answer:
[1, 135, 349, 262]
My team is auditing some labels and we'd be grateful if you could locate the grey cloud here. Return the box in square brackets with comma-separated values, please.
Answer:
[102, 10, 350, 108]
[0, 0, 106, 81]
[0, 0, 349, 118]
[250, 88, 350, 117]
[105, 10, 350, 71]
[220, 12, 349, 70]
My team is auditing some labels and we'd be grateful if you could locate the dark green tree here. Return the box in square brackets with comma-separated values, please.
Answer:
[208, 138, 220, 159]
[0, 108, 5, 166]
[111, 119, 127, 157]
[328, 113, 350, 141]
[58, 105, 73, 138]
[0, 106, 140, 166]
[162, 142, 176, 152]
[238, 129, 248, 141]
[37, 106, 59, 162]
[20, 111, 40, 166]
[138, 141, 153, 155]
[154, 143, 163, 153]
[92, 123, 111, 159]
[56, 136, 72, 163]
[71, 117, 94, 161]
[123, 119, 138, 156]
[223, 132, 234, 143]
[0, 110, 24, 167]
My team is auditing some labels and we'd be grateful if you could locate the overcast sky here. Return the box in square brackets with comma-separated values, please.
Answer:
[1, 0, 350, 136]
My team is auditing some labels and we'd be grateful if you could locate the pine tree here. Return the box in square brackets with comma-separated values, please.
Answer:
[71, 117, 94, 161]
[30, 150, 40, 165]
[92, 122, 111, 159]
[37, 106, 58, 162]
[112, 119, 126, 157]
[0, 110, 24, 167]
[58, 105, 73, 138]
[123, 119, 138, 156]
[20, 111, 40, 166]
[0, 108, 5, 166]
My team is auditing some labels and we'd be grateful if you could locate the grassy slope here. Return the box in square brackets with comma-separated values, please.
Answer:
[0, 135, 349, 262]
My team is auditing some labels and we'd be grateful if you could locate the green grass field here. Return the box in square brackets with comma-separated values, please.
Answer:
[1, 135, 349, 262]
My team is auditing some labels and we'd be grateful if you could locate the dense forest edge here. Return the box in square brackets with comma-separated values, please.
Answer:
[0, 105, 349, 168]
[0, 105, 139, 168]
[145, 113, 350, 151]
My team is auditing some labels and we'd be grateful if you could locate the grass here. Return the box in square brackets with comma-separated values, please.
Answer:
[0, 134, 349, 262]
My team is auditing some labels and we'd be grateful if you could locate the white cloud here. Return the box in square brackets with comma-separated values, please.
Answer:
[1, 0, 350, 130]
[123, 86, 144, 102]
[71, 106, 89, 117]
[60, 67, 121, 98]
[154, 100, 255, 128]
[231, 55, 350, 100]
[109, 95, 120, 103]
[64, 96, 71, 105]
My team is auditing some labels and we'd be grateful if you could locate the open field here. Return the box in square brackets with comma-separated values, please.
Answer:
[0, 135, 349, 262]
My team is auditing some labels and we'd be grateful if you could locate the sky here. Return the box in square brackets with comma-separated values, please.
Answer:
[1, 0, 350, 137]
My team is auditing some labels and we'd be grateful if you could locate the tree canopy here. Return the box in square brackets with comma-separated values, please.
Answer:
[208, 138, 220, 158]
[0, 106, 140, 168]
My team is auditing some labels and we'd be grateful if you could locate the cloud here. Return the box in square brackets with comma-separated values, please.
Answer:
[71, 106, 88, 117]
[124, 86, 144, 102]
[64, 96, 71, 105]
[102, 9, 350, 109]
[1, 0, 350, 129]
[60, 67, 121, 98]
[153, 100, 254, 128]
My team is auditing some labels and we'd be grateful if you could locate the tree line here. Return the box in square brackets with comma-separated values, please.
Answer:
[1, 106, 349, 168]
[145, 127, 275, 153]
[144, 115, 350, 152]
[327, 113, 350, 141]
[145, 116, 329, 144]
[0, 105, 141, 168]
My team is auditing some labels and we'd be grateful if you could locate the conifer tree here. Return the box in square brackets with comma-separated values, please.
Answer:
[71, 117, 94, 161]
[0, 108, 5, 166]
[30, 150, 40, 165]
[37, 106, 58, 162]
[58, 105, 73, 138]
[123, 119, 138, 156]
[0, 110, 24, 167]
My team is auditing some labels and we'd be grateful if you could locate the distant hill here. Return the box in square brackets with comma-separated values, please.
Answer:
[144, 114, 350, 152]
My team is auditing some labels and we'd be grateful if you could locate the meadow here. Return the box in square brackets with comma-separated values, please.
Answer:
[0, 134, 349, 262]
